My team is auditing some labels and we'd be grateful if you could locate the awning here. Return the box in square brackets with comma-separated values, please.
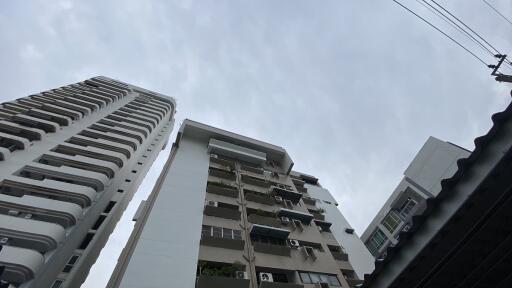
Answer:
[250, 224, 290, 239]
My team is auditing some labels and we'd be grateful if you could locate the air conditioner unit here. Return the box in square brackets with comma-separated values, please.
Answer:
[210, 154, 218, 158]
[288, 239, 300, 248]
[0, 237, 8, 244]
[235, 271, 248, 279]
[274, 196, 283, 203]
[7, 210, 19, 217]
[304, 246, 317, 260]
[205, 200, 218, 207]
[280, 217, 290, 225]
[24, 213, 33, 219]
[259, 272, 273, 282]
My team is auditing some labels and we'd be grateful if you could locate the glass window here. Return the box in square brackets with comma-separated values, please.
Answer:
[381, 210, 402, 234]
[67, 255, 79, 265]
[51, 280, 64, 288]
[233, 230, 242, 240]
[310, 273, 321, 283]
[328, 275, 341, 286]
[367, 228, 388, 256]
[222, 228, 233, 239]
[212, 226, 222, 238]
[299, 272, 312, 284]
[399, 197, 417, 218]
[319, 274, 329, 283]
[201, 225, 211, 238]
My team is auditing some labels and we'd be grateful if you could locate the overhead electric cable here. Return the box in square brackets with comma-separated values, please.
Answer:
[392, 0, 488, 66]
[430, 0, 512, 68]
[421, 0, 495, 58]
[482, 0, 512, 27]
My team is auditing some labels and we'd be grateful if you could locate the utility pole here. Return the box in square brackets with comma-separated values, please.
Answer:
[488, 54, 512, 96]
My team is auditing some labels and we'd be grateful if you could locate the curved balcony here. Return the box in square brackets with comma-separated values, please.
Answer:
[79, 129, 139, 152]
[53, 143, 127, 168]
[0, 214, 65, 253]
[21, 162, 109, 191]
[2, 175, 96, 208]
[0, 194, 82, 228]
[67, 135, 134, 159]
[98, 119, 150, 138]
[40, 151, 119, 179]
[113, 111, 157, 129]
[25, 108, 72, 126]
[105, 114, 153, 133]
[0, 245, 44, 285]
[0, 121, 45, 141]
[89, 123, 145, 144]
[10, 114, 60, 133]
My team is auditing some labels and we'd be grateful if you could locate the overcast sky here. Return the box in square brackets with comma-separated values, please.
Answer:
[1, 0, 511, 287]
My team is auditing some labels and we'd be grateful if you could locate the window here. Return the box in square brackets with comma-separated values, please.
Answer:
[381, 210, 402, 234]
[367, 229, 388, 256]
[299, 272, 341, 286]
[399, 197, 417, 218]
[50, 280, 64, 288]
[62, 255, 80, 273]
[201, 225, 242, 241]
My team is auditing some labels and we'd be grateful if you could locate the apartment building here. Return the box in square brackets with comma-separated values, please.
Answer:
[0, 76, 176, 288]
[361, 101, 512, 288]
[108, 120, 372, 288]
[361, 137, 470, 258]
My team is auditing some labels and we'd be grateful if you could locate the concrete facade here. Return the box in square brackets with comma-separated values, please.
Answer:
[0, 76, 176, 288]
[109, 120, 371, 288]
[361, 136, 470, 258]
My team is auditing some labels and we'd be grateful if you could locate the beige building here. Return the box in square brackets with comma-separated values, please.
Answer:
[108, 120, 372, 288]
[0, 76, 176, 288]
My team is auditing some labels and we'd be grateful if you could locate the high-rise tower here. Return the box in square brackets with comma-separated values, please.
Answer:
[0, 76, 176, 288]
[108, 120, 372, 288]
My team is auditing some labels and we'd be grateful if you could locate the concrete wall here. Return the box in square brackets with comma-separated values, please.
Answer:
[306, 184, 375, 279]
[118, 136, 209, 288]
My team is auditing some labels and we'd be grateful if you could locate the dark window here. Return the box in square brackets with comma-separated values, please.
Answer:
[201, 225, 211, 237]
[233, 230, 242, 240]
[299, 272, 312, 284]
[92, 215, 106, 230]
[117, 189, 124, 193]
[79, 233, 94, 250]
[212, 227, 222, 238]
[51, 280, 64, 288]
[222, 228, 232, 239]
[103, 201, 116, 213]
[62, 265, 73, 273]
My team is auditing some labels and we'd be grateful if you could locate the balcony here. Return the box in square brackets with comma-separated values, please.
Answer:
[207, 182, 239, 198]
[196, 276, 250, 288]
[271, 186, 302, 203]
[247, 214, 282, 228]
[200, 236, 245, 250]
[0, 214, 65, 253]
[204, 204, 241, 220]
[302, 197, 316, 206]
[250, 224, 290, 239]
[314, 219, 332, 232]
[253, 242, 291, 257]
[244, 190, 274, 206]
[0, 245, 44, 285]
[241, 174, 270, 188]
[259, 282, 304, 288]
[331, 251, 349, 261]
[209, 167, 236, 181]
[277, 209, 314, 225]
[0, 194, 82, 228]
[208, 138, 266, 165]
[1, 175, 96, 208]
[209, 154, 236, 169]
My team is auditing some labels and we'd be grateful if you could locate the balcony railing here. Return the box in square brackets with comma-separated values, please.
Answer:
[196, 275, 250, 288]
[204, 205, 241, 220]
[200, 236, 245, 250]
[241, 174, 270, 188]
[207, 182, 239, 198]
[209, 167, 236, 181]
[245, 191, 274, 206]
[331, 251, 349, 261]
[253, 242, 291, 257]
[247, 214, 282, 228]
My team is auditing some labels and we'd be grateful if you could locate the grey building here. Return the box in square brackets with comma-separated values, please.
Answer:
[0, 76, 176, 288]
[108, 120, 370, 288]
[361, 137, 470, 258]
[361, 101, 512, 287]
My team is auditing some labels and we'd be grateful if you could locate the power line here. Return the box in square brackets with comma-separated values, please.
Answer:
[419, 0, 496, 58]
[482, 0, 512, 27]
[392, 0, 488, 66]
[429, 0, 512, 68]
